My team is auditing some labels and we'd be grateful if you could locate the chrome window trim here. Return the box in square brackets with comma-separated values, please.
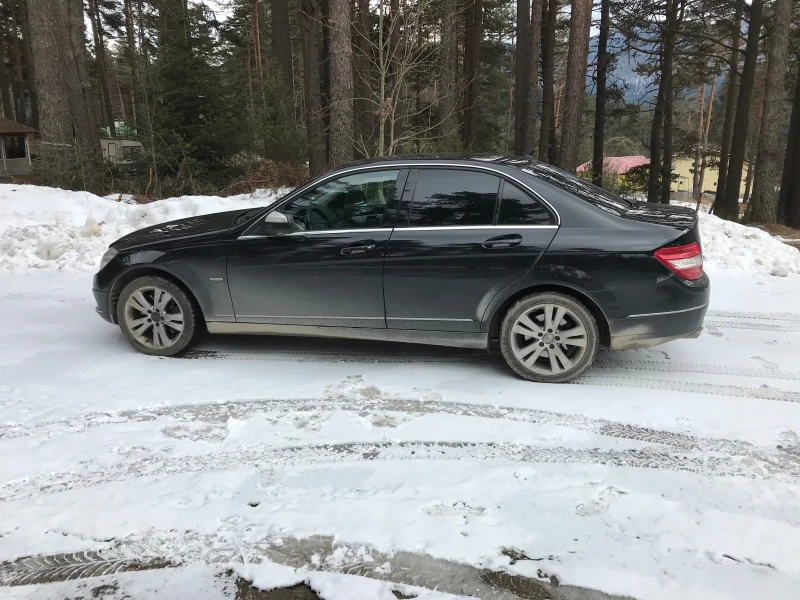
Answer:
[398, 225, 559, 232]
[239, 228, 387, 240]
[239, 162, 561, 240]
[627, 303, 708, 319]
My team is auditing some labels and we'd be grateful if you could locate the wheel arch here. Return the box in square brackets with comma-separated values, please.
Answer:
[109, 266, 205, 325]
[486, 284, 611, 348]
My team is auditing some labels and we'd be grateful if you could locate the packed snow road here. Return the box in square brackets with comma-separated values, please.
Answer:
[1, 185, 800, 599]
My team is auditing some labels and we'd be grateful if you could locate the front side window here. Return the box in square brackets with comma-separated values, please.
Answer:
[408, 169, 501, 227]
[498, 181, 554, 225]
[282, 170, 400, 231]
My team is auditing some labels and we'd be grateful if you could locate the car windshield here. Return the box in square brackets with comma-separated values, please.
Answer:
[521, 162, 633, 215]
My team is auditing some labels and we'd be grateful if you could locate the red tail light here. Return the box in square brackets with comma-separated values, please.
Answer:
[654, 242, 703, 280]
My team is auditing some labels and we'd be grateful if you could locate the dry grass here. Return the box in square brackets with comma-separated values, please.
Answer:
[224, 161, 309, 197]
[752, 223, 800, 249]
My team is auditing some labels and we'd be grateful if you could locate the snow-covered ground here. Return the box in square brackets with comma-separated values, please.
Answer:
[1, 185, 800, 600]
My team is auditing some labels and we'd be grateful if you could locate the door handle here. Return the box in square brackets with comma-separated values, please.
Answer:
[482, 234, 522, 249]
[341, 241, 377, 255]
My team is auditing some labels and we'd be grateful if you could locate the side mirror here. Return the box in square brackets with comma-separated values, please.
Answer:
[263, 210, 295, 234]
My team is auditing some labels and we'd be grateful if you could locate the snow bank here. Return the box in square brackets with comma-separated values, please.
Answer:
[0, 184, 285, 272]
[1, 183, 798, 276]
[698, 212, 800, 277]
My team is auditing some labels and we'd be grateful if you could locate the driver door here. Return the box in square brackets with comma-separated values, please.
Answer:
[226, 169, 405, 329]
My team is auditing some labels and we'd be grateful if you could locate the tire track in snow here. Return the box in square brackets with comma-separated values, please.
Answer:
[591, 360, 800, 381]
[576, 375, 800, 404]
[707, 310, 800, 323]
[0, 441, 788, 502]
[180, 350, 800, 381]
[705, 319, 800, 333]
[0, 396, 756, 456]
[0, 551, 172, 586]
[0, 534, 622, 600]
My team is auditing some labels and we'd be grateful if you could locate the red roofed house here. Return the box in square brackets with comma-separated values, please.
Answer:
[577, 155, 748, 199]
[576, 155, 650, 175]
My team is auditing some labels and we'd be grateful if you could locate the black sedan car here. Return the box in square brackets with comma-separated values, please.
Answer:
[93, 156, 709, 383]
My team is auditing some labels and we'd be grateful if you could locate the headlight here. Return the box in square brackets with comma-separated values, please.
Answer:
[99, 247, 119, 270]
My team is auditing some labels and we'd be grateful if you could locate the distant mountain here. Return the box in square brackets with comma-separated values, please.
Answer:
[588, 32, 656, 103]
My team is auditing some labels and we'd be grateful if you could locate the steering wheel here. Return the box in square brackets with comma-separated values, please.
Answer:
[304, 206, 333, 230]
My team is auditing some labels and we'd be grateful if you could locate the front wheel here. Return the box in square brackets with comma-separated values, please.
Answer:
[116, 276, 198, 356]
[500, 292, 599, 383]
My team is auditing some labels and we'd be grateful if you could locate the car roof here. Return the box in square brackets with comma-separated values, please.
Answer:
[339, 154, 539, 171]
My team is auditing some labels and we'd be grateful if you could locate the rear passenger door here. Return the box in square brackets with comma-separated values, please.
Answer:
[382, 168, 558, 332]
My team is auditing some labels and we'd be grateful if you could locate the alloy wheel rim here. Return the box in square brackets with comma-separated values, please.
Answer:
[510, 303, 588, 376]
[123, 286, 185, 349]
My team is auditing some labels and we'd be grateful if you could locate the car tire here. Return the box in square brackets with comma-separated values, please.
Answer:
[116, 275, 198, 357]
[500, 292, 599, 383]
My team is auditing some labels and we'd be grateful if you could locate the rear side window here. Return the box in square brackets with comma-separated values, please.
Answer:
[408, 169, 500, 226]
[521, 162, 632, 214]
[498, 181, 554, 225]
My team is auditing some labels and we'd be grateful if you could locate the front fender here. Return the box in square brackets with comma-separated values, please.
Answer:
[95, 243, 235, 324]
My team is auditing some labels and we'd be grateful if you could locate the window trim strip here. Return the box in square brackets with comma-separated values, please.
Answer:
[241, 162, 562, 238]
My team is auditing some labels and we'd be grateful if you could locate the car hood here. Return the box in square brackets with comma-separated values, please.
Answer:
[112, 209, 246, 251]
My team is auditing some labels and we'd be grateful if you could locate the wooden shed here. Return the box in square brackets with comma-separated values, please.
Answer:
[0, 117, 36, 175]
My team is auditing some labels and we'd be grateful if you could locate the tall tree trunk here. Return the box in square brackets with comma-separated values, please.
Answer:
[271, 0, 293, 93]
[693, 84, 705, 201]
[439, 0, 459, 147]
[695, 78, 716, 209]
[463, 0, 482, 150]
[0, 28, 12, 119]
[514, 0, 531, 155]
[124, 0, 139, 126]
[646, 73, 666, 203]
[591, 0, 609, 186]
[717, 0, 763, 221]
[557, 0, 591, 172]
[354, 0, 372, 153]
[538, 0, 557, 161]
[713, 3, 743, 214]
[660, 74, 673, 204]
[661, 0, 684, 204]
[747, 0, 791, 223]
[10, 0, 26, 124]
[300, 0, 327, 174]
[18, 1, 38, 127]
[524, 0, 542, 155]
[743, 144, 755, 205]
[26, 0, 102, 167]
[320, 0, 331, 157]
[327, 0, 354, 166]
[648, 0, 678, 203]
[88, 0, 116, 137]
[695, 79, 717, 211]
[778, 70, 800, 227]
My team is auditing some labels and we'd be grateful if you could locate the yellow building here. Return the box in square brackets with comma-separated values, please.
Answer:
[671, 157, 749, 198]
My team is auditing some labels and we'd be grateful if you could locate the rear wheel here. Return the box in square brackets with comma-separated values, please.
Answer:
[500, 292, 599, 383]
[117, 276, 198, 356]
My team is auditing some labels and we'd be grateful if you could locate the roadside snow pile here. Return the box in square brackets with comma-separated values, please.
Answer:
[698, 211, 800, 276]
[0, 184, 284, 272]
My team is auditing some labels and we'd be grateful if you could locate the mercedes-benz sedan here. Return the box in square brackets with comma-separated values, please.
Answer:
[93, 156, 709, 383]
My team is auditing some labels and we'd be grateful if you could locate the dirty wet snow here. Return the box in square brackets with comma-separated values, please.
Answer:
[1, 185, 800, 599]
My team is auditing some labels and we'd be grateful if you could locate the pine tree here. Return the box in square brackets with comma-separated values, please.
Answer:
[558, 0, 591, 172]
[747, 0, 792, 224]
